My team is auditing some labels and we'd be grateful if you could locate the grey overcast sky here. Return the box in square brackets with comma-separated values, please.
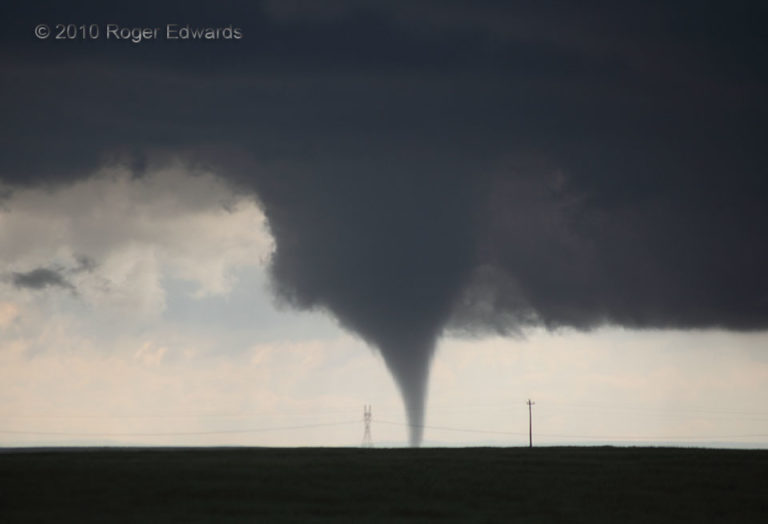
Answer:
[1, 1, 768, 447]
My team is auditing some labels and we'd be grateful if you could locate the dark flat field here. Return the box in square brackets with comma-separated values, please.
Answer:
[1, 447, 767, 522]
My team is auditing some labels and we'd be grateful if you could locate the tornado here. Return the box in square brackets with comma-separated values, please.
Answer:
[383, 340, 433, 447]
[259, 159, 478, 447]
[3, 0, 768, 447]
[372, 329, 439, 447]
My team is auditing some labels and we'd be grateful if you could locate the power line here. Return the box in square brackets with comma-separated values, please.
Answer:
[541, 401, 768, 420]
[376, 419, 526, 436]
[374, 420, 768, 443]
[4, 403, 768, 421]
[1, 424, 766, 444]
[2, 402, 767, 445]
[0, 420, 359, 438]
[534, 432, 768, 441]
[0, 408, 377, 420]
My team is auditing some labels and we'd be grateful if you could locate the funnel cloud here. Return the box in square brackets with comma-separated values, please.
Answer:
[2, 1, 768, 445]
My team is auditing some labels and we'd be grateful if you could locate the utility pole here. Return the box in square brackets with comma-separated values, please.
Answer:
[362, 404, 373, 448]
[526, 399, 535, 448]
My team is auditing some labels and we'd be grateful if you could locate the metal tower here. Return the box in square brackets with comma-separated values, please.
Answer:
[362, 404, 373, 447]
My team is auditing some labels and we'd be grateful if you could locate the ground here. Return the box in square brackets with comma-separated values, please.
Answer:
[1, 447, 766, 522]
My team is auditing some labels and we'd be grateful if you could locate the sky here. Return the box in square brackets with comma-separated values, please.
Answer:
[1, 1, 768, 448]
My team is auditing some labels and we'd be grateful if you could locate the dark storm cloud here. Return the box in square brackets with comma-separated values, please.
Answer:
[2, 1, 768, 444]
[11, 268, 74, 291]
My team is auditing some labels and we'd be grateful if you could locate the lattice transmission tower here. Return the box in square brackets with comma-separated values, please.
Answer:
[362, 404, 373, 447]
